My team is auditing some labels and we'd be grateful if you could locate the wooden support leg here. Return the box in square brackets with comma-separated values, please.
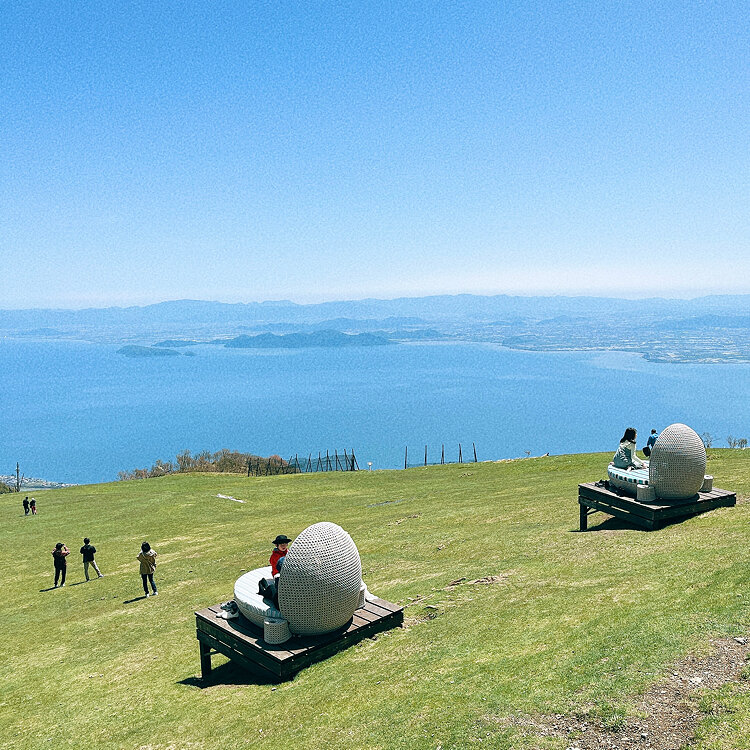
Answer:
[199, 640, 212, 680]
[579, 500, 588, 531]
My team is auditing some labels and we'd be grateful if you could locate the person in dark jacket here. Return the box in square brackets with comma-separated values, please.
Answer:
[23, 497, 30, 515]
[52, 542, 69, 587]
[80, 538, 103, 581]
[643, 429, 659, 457]
[137, 542, 158, 597]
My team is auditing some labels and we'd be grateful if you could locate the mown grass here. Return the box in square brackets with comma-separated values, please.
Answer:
[2, 450, 749, 749]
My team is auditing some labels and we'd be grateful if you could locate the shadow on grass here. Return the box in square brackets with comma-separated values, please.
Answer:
[123, 595, 150, 604]
[39, 586, 59, 592]
[573, 514, 695, 533]
[178, 660, 283, 688]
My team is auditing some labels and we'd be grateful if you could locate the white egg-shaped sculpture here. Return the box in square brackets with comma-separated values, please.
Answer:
[649, 423, 707, 500]
[277, 521, 362, 635]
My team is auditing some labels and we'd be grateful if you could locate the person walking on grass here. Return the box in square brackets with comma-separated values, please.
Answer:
[137, 542, 158, 597]
[30, 498, 37, 515]
[52, 542, 69, 587]
[80, 537, 103, 580]
[23, 497, 29, 515]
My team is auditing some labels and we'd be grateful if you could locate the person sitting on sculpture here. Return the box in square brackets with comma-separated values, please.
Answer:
[612, 427, 646, 470]
[270, 534, 292, 575]
[643, 428, 659, 457]
[258, 534, 293, 606]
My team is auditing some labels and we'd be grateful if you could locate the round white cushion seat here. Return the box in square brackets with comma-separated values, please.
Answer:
[233, 566, 284, 627]
[607, 464, 650, 496]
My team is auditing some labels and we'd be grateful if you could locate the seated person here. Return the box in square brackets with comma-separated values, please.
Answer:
[270, 534, 292, 575]
[259, 534, 293, 607]
[612, 427, 646, 470]
[643, 428, 659, 457]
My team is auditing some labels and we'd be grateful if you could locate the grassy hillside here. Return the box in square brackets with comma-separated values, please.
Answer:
[2, 452, 749, 749]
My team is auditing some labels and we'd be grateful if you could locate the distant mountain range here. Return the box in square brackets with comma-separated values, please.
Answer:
[4, 293, 750, 362]
[4, 293, 750, 331]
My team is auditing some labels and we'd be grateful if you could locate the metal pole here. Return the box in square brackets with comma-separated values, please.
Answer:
[459, 443, 463, 463]
[473, 442, 478, 463]
[404, 446, 408, 470]
[424, 445, 427, 466]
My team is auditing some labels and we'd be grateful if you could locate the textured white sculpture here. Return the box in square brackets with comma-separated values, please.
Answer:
[278, 522, 362, 635]
[263, 617, 291, 644]
[649, 423, 707, 500]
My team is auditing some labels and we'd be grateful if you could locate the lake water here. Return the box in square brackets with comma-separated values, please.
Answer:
[2, 339, 749, 484]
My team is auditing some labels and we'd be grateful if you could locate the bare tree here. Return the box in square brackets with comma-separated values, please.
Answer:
[700, 432, 714, 448]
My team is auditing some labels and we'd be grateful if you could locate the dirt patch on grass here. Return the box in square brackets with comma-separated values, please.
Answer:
[510, 636, 750, 749]
[402, 574, 512, 628]
[387, 513, 421, 526]
[444, 575, 510, 590]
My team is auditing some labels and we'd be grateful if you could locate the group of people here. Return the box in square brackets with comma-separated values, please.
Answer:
[613, 427, 659, 469]
[22, 496, 37, 515]
[50, 538, 159, 597]
[51, 539, 104, 587]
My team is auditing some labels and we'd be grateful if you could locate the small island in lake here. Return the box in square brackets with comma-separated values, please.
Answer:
[221, 331, 392, 349]
[117, 345, 182, 358]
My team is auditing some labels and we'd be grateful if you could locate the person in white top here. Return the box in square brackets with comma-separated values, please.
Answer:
[612, 427, 646, 469]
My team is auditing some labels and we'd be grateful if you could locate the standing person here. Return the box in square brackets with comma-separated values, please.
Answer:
[80, 538, 103, 580]
[643, 429, 659, 458]
[23, 497, 30, 515]
[137, 542, 158, 597]
[30, 498, 37, 515]
[52, 543, 69, 587]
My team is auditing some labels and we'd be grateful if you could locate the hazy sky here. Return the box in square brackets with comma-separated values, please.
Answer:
[2, 2, 748, 309]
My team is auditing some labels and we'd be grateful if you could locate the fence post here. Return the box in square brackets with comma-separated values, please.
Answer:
[473, 442, 478, 463]
[404, 446, 408, 470]
[458, 444, 463, 463]
[424, 445, 427, 466]
[352, 449, 359, 471]
[441, 444, 444, 465]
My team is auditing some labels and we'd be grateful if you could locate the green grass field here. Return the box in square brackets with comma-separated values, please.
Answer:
[2, 451, 750, 749]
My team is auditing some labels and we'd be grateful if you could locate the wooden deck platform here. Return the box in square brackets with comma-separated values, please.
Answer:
[578, 482, 736, 531]
[195, 597, 404, 681]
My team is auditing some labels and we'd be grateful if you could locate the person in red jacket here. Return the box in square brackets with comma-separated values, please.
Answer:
[270, 534, 292, 575]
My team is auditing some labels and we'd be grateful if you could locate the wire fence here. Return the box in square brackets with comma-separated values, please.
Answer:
[246, 449, 358, 476]
[246, 444, 478, 476]
[403, 442, 478, 468]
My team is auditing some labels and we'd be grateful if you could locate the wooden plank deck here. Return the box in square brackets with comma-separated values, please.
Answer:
[578, 482, 736, 531]
[195, 597, 404, 681]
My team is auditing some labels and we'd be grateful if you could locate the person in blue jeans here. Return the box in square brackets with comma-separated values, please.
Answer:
[137, 542, 158, 597]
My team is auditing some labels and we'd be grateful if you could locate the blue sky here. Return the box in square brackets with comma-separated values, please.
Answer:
[2, 1, 748, 308]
